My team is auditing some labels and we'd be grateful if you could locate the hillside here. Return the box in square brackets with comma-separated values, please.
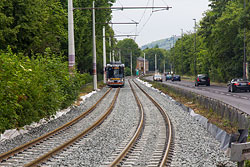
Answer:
[141, 36, 180, 50]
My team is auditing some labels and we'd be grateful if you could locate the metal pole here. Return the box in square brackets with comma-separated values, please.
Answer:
[92, 1, 97, 90]
[173, 35, 175, 74]
[243, 0, 246, 80]
[109, 37, 112, 63]
[144, 53, 146, 75]
[181, 29, 184, 75]
[119, 50, 121, 62]
[103, 26, 106, 84]
[193, 19, 197, 76]
[155, 54, 157, 73]
[164, 62, 165, 74]
[112, 50, 115, 62]
[170, 43, 172, 74]
[130, 51, 132, 76]
[68, 0, 75, 73]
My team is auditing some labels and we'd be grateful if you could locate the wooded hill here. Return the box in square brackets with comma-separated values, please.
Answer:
[141, 36, 180, 50]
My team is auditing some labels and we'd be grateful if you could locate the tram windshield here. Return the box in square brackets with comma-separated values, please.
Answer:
[107, 67, 124, 78]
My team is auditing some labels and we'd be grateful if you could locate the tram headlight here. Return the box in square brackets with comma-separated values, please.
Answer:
[108, 79, 111, 82]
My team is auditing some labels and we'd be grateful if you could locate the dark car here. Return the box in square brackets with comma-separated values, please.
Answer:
[228, 78, 250, 92]
[166, 74, 172, 81]
[195, 74, 210, 86]
[172, 75, 181, 81]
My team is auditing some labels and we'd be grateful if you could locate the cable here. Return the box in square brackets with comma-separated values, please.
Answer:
[138, 0, 150, 24]
[161, 0, 169, 7]
[137, 12, 153, 35]
[117, 0, 123, 7]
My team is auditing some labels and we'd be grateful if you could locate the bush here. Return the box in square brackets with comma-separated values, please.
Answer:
[125, 67, 131, 76]
[0, 48, 90, 133]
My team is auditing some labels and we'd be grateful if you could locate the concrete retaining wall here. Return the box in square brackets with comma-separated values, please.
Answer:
[160, 84, 250, 129]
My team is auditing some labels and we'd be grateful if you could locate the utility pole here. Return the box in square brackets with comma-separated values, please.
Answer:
[109, 37, 112, 63]
[193, 19, 197, 76]
[181, 29, 184, 75]
[170, 43, 172, 74]
[130, 51, 133, 76]
[155, 54, 157, 73]
[173, 35, 175, 74]
[103, 26, 106, 84]
[92, 1, 97, 90]
[68, 0, 75, 73]
[112, 50, 115, 62]
[164, 61, 165, 74]
[144, 53, 146, 75]
[243, 0, 247, 80]
[119, 50, 121, 62]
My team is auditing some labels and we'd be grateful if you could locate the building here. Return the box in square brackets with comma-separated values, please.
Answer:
[136, 57, 149, 75]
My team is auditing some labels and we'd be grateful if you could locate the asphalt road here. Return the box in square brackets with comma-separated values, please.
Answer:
[145, 76, 250, 115]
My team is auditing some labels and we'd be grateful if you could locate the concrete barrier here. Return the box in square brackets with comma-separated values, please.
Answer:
[160, 83, 250, 129]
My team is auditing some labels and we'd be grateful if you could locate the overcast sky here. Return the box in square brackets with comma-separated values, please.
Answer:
[111, 0, 210, 47]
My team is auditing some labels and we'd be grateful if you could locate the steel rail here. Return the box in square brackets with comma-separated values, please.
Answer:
[24, 88, 120, 167]
[0, 88, 112, 162]
[132, 79, 173, 167]
[110, 80, 144, 166]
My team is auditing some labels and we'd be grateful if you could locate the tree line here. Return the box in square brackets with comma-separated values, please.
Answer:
[169, 0, 250, 82]
[0, 0, 115, 133]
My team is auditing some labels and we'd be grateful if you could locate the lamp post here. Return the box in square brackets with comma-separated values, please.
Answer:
[243, 0, 247, 80]
[130, 51, 133, 76]
[193, 19, 197, 76]
[172, 35, 175, 74]
[144, 53, 146, 75]
[181, 29, 184, 75]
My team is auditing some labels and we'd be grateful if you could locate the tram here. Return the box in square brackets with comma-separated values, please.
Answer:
[106, 62, 125, 87]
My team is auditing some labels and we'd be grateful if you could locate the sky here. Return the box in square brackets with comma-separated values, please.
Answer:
[111, 0, 210, 47]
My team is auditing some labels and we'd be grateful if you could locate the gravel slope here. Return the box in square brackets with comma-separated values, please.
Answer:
[134, 79, 236, 167]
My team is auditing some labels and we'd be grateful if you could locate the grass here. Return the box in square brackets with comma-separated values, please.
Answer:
[74, 81, 106, 106]
[145, 79, 238, 134]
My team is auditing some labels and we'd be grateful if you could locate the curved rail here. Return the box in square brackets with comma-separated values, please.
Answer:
[110, 80, 144, 166]
[24, 88, 120, 167]
[0, 88, 112, 162]
[133, 79, 173, 167]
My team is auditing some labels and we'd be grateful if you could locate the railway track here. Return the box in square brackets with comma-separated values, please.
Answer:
[102, 79, 174, 167]
[132, 79, 174, 167]
[1, 78, 174, 167]
[0, 87, 120, 167]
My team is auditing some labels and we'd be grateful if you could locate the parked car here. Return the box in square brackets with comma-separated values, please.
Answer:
[166, 74, 172, 81]
[172, 75, 181, 81]
[195, 74, 210, 86]
[153, 73, 162, 82]
[227, 78, 250, 92]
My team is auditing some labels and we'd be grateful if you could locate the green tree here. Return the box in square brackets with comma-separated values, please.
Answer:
[0, 0, 67, 55]
[143, 48, 168, 73]
[116, 38, 141, 75]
